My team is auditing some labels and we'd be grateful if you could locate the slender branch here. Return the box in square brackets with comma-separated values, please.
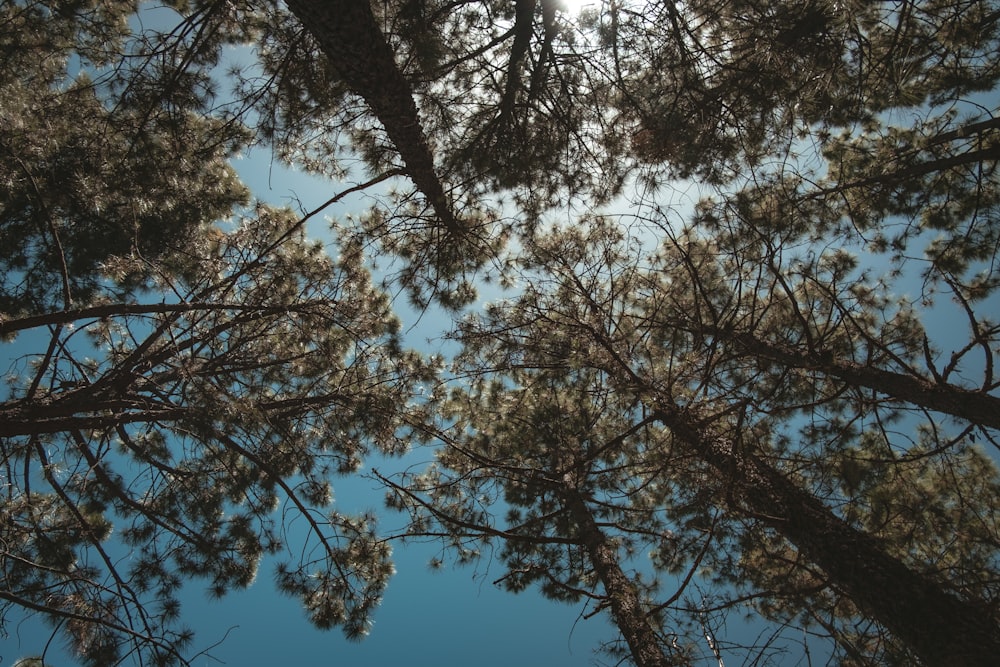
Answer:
[373, 468, 582, 546]
[0, 300, 337, 336]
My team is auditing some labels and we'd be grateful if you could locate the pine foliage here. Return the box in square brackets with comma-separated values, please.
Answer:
[1, 1, 999, 665]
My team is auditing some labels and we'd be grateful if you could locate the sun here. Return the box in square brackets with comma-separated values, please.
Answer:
[557, 0, 597, 15]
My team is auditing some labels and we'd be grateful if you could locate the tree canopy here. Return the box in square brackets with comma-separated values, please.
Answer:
[2, 1, 999, 666]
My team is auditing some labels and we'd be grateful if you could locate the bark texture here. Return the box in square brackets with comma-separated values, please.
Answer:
[728, 331, 1000, 430]
[653, 404, 1000, 667]
[560, 476, 675, 667]
[284, 0, 461, 232]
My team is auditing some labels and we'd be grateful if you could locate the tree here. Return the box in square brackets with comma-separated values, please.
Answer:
[0, 4, 429, 663]
[268, 0, 1000, 197]
[241, 0, 1000, 306]
[389, 217, 1000, 665]
[0, 202, 433, 665]
[282, 0, 462, 234]
[3, 1, 1000, 666]
[382, 370, 690, 667]
[0, 0, 249, 317]
[95, 1, 997, 306]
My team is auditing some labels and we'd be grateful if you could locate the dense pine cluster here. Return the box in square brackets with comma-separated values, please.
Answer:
[1, 1, 999, 665]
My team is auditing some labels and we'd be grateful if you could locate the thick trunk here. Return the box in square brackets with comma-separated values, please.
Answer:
[284, 0, 461, 233]
[560, 477, 674, 667]
[653, 405, 1000, 667]
[496, 0, 537, 129]
[727, 331, 1000, 430]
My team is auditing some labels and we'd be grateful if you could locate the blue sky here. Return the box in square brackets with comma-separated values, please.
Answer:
[4, 532, 620, 667]
[172, 544, 619, 667]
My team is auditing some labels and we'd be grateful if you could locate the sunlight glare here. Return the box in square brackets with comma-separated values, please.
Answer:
[559, 0, 596, 15]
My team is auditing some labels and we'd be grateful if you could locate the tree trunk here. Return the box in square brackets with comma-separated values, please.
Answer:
[559, 475, 676, 667]
[652, 404, 1000, 667]
[284, 0, 461, 233]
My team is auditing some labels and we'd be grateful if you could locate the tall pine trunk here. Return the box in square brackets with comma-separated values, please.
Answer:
[652, 404, 1000, 667]
[558, 475, 676, 667]
[284, 0, 461, 232]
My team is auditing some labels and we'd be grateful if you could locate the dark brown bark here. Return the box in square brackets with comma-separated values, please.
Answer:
[0, 385, 351, 438]
[559, 476, 674, 667]
[526, 0, 558, 100]
[0, 385, 184, 437]
[0, 301, 329, 336]
[652, 404, 1000, 667]
[814, 144, 1000, 196]
[928, 115, 1000, 147]
[496, 0, 537, 130]
[0, 409, 184, 438]
[727, 330, 1000, 430]
[284, 0, 462, 233]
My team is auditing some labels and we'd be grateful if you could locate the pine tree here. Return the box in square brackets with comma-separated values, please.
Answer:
[3, 1, 1000, 665]
[382, 369, 688, 666]
[0, 0, 249, 317]
[0, 203, 433, 665]
[400, 217, 1000, 666]
[0, 4, 429, 663]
